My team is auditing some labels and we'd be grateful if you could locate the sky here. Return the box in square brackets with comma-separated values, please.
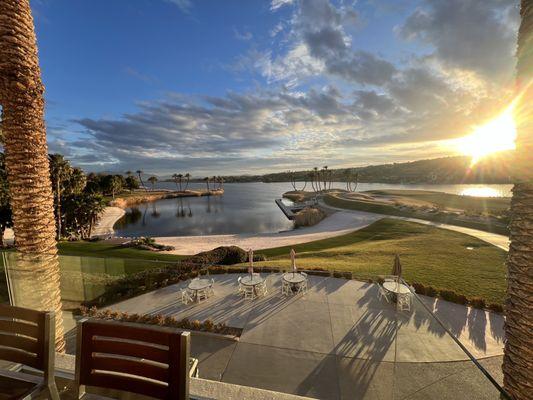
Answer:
[32, 0, 520, 176]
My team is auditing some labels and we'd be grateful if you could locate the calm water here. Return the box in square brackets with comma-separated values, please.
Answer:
[113, 182, 512, 237]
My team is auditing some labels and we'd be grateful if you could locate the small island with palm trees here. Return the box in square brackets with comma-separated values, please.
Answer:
[109, 171, 224, 209]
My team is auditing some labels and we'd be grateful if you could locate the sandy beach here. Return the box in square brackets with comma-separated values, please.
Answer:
[91, 206, 126, 237]
[154, 211, 382, 255]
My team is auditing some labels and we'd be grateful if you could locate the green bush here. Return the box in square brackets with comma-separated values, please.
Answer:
[469, 297, 486, 309]
[185, 246, 248, 265]
[487, 303, 504, 313]
[79, 306, 242, 336]
[439, 289, 459, 303]
[412, 282, 426, 295]
[425, 286, 438, 297]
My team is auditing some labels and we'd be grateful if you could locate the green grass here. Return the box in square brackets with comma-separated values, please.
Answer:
[366, 189, 510, 214]
[324, 193, 509, 235]
[57, 241, 184, 274]
[254, 218, 507, 304]
[57, 218, 507, 304]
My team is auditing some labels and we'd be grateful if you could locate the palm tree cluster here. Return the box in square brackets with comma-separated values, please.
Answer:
[171, 173, 191, 191]
[203, 176, 224, 192]
[309, 166, 333, 193]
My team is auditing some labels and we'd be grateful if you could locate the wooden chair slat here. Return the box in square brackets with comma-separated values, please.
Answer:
[92, 337, 169, 364]
[0, 332, 40, 355]
[91, 355, 169, 383]
[88, 372, 168, 399]
[0, 319, 40, 339]
[0, 346, 39, 369]
[0, 304, 44, 325]
[84, 320, 171, 346]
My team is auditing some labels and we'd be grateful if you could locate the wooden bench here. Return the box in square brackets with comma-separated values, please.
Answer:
[75, 318, 197, 400]
[0, 303, 59, 399]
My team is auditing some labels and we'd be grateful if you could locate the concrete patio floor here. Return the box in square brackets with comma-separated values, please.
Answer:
[106, 274, 505, 399]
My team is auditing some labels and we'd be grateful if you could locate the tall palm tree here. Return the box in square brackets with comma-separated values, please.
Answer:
[136, 170, 147, 191]
[49, 154, 70, 240]
[177, 173, 183, 191]
[204, 177, 210, 191]
[184, 173, 191, 191]
[0, 0, 65, 351]
[147, 176, 158, 191]
[171, 173, 180, 191]
[503, 2, 533, 399]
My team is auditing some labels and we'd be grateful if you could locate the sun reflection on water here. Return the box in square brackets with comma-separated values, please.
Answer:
[460, 187, 502, 197]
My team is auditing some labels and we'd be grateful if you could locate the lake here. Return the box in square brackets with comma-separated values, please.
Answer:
[113, 182, 512, 238]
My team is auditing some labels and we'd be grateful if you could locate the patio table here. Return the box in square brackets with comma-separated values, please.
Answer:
[282, 272, 307, 294]
[240, 274, 266, 297]
[383, 281, 411, 303]
[382, 281, 411, 294]
[188, 278, 212, 301]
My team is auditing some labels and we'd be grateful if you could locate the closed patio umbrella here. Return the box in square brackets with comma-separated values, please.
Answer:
[290, 248, 297, 276]
[392, 254, 402, 282]
[248, 248, 254, 278]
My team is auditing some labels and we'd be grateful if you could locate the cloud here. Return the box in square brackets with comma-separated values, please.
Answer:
[233, 28, 253, 41]
[271, 0, 294, 11]
[397, 0, 519, 79]
[164, 0, 193, 13]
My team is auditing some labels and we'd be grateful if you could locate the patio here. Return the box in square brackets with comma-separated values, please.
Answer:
[98, 273, 505, 400]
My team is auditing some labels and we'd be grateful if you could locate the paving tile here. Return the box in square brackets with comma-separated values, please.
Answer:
[222, 342, 340, 400]
[336, 356, 394, 400]
[241, 298, 335, 354]
[191, 334, 237, 381]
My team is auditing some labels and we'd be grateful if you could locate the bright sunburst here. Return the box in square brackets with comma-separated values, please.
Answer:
[455, 106, 517, 165]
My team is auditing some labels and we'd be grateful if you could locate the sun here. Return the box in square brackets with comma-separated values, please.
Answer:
[455, 105, 517, 165]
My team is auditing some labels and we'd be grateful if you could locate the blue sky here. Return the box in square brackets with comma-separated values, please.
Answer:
[32, 0, 520, 176]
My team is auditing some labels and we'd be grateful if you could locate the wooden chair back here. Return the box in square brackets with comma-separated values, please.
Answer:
[0, 303, 54, 373]
[75, 318, 191, 400]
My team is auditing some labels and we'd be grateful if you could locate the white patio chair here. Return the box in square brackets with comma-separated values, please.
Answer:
[397, 293, 411, 311]
[237, 276, 244, 294]
[197, 288, 209, 302]
[378, 284, 390, 303]
[281, 279, 291, 296]
[244, 285, 255, 300]
[181, 287, 193, 305]
[208, 278, 215, 296]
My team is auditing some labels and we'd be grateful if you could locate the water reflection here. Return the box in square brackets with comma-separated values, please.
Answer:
[459, 187, 502, 197]
[114, 182, 512, 238]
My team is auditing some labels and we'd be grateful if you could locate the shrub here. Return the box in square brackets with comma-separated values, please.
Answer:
[487, 303, 504, 313]
[455, 294, 468, 305]
[293, 207, 327, 228]
[306, 269, 330, 277]
[412, 282, 426, 295]
[253, 254, 267, 262]
[439, 289, 459, 303]
[469, 297, 486, 309]
[425, 286, 438, 297]
[79, 307, 242, 336]
[184, 246, 248, 265]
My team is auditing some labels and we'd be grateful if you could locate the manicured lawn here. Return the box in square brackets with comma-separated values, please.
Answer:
[57, 241, 184, 274]
[56, 218, 507, 304]
[255, 218, 507, 305]
[324, 193, 509, 235]
[365, 189, 510, 214]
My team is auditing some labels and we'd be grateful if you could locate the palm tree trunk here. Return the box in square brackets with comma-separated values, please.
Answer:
[503, 1, 533, 399]
[0, 0, 65, 351]
[56, 175, 61, 240]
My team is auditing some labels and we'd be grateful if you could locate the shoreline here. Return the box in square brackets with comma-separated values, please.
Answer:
[91, 206, 126, 238]
[110, 189, 224, 208]
[154, 211, 382, 255]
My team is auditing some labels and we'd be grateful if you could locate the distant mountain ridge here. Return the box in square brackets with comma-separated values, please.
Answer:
[222, 152, 514, 184]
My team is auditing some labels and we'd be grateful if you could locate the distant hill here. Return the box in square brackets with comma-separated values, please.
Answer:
[223, 151, 514, 184]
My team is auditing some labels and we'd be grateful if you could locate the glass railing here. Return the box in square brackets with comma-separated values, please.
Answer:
[0, 250, 510, 399]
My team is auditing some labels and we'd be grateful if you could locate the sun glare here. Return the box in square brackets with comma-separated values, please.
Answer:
[455, 106, 517, 165]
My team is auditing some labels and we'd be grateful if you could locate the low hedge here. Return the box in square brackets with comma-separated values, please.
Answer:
[410, 282, 500, 312]
[79, 306, 242, 337]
